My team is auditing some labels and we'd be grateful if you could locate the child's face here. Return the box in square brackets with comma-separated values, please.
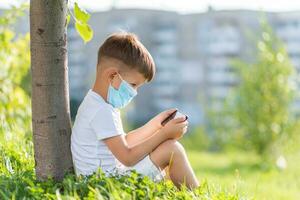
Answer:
[110, 68, 147, 92]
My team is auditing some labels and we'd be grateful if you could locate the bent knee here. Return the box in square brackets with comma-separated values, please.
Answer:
[151, 139, 186, 168]
[162, 139, 185, 154]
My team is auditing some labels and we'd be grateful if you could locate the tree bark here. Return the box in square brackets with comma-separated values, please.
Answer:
[30, 0, 73, 181]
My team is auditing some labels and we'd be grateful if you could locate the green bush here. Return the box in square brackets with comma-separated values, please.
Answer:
[208, 19, 298, 160]
[233, 20, 295, 156]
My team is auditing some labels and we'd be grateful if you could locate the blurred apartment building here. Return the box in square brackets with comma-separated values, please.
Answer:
[67, 9, 204, 125]
[67, 8, 300, 127]
[3, 7, 298, 126]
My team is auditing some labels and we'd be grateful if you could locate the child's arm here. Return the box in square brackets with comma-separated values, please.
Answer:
[125, 108, 177, 147]
[103, 116, 188, 167]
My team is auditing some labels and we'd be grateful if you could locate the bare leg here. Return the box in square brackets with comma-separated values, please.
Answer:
[149, 139, 199, 190]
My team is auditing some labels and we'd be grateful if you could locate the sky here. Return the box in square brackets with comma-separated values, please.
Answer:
[0, 0, 300, 13]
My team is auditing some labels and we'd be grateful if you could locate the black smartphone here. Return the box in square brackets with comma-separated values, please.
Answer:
[161, 110, 178, 126]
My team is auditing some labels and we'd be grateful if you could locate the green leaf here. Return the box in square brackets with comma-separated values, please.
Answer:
[74, 2, 90, 24]
[75, 22, 93, 43]
[73, 2, 93, 43]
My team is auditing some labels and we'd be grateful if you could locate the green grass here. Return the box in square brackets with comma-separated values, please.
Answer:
[0, 133, 244, 200]
[1, 125, 299, 199]
[187, 150, 300, 200]
[2, 139, 299, 200]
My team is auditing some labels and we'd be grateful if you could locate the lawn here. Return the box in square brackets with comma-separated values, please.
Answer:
[1, 127, 299, 199]
[0, 130, 245, 199]
[187, 150, 300, 200]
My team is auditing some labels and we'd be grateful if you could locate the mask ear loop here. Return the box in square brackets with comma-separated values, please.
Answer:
[116, 73, 124, 82]
[110, 72, 123, 90]
[109, 72, 117, 82]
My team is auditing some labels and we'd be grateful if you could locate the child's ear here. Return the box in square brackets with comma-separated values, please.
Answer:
[108, 70, 118, 81]
[108, 70, 122, 89]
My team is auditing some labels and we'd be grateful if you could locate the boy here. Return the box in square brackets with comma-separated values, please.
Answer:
[71, 32, 199, 189]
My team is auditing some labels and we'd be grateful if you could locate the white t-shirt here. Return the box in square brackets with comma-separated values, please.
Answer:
[71, 89, 125, 176]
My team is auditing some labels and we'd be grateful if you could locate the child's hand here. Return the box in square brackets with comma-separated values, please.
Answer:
[146, 108, 178, 130]
[161, 117, 188, 140]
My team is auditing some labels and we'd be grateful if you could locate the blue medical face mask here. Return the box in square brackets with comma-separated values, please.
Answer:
[107, 74, 137, 108]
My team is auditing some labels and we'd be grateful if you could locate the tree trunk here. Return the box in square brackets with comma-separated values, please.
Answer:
[30, 0, 73, 181]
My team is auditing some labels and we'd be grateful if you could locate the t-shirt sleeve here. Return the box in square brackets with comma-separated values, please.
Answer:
[89, 107, 124, 140]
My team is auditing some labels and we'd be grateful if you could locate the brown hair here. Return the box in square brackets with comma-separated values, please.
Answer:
[97, 32, 155, 82]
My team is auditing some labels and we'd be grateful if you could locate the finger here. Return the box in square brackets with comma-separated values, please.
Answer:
[179, 123, 188, 129]
[184, 120, 189, 126]
[183, 127, 188, 134]
[163, 108, 177, 116]
[171, 116, 186, 124]
[159, 108, 177, 121]
[178, 120, 189, 128]
[179, 119, 189, 125]
[167, 108, 178, 113]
